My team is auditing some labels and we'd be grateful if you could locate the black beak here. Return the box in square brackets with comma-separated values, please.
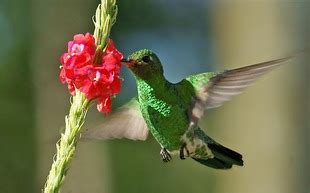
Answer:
[121, 58, 131, 63]
[121, 58, 136, 68]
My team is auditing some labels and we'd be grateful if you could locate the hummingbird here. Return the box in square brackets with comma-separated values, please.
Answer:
[84, 49, 294, 169]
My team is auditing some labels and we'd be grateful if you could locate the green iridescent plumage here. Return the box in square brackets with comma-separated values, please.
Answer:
[135, 74, 195, 150]
[86, 49, 294, 169]
[127, 49, 243, 167]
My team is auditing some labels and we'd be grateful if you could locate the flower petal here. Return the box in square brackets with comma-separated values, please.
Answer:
[97, 97, 112, 114]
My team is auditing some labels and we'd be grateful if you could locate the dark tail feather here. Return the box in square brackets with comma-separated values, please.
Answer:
[192, 143, 244, 169]
[192, 157, 234, 169]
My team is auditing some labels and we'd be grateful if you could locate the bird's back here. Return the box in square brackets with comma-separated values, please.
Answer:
[185, 72, 218, 94]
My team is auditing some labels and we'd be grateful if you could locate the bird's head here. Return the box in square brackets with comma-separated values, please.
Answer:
[121, 49, 164, 80]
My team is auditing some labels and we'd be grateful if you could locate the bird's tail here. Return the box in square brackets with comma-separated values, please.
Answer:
[191, 129, 244, 169]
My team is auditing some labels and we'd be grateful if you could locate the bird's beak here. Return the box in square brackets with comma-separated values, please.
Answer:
[121, 58, 136, 68]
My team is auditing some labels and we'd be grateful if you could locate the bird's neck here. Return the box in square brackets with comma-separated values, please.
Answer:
[135, 74, 171, 100]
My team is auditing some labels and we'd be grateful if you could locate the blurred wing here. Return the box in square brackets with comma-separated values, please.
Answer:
[189, 56, 293, 123]
[83, 98, 149, 141]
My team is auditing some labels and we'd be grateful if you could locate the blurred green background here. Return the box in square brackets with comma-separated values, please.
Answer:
[0, 0, 309, 193]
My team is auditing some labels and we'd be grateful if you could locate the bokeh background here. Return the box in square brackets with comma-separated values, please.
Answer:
[0, 0, 309, 193]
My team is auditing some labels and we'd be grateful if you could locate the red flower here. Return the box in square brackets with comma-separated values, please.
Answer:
[60, 33, 123, 114]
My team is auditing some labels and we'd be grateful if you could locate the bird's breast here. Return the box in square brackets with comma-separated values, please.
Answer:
[139, 96, 189, 150]
[136, 79, 191, 150]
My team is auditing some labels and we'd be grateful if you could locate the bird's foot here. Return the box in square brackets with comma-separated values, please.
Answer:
[160, 148, 172, 162]
[179, 143, 189, 160]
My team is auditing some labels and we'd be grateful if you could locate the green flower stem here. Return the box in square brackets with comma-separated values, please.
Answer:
[43, 1, 118, 192]
[43, 91, 90, 193]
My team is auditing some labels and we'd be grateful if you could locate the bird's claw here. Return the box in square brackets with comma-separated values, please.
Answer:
[179, 143, 188, 160]
[160, 148, 172, 162]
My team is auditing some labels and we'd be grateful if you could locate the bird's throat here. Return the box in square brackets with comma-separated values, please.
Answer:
[135, 75, 169, 98]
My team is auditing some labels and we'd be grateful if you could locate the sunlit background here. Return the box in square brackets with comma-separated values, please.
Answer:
[0, 0, 309, 193]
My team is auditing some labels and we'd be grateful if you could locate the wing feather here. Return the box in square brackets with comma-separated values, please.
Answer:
[189, 56, 293, 125]
[203, 57, 290, 109]
[83, 99, 149, 141]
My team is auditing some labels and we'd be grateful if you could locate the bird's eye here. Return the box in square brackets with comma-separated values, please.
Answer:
[142, 56, 151, 63]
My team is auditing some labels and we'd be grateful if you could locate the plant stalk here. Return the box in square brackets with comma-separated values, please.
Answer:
[43, 1, 118, 192]
[43, 91, 89, 193]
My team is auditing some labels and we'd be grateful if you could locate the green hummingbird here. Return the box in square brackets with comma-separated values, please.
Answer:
[85, 49, 294, 169]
